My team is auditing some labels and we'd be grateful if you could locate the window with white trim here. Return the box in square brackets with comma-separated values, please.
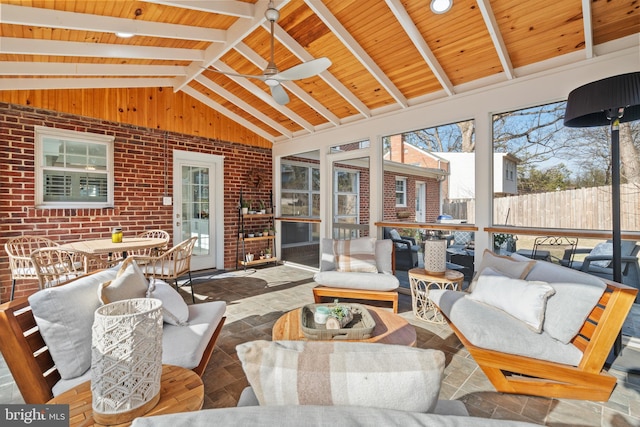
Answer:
[35, 126, 114, 208]
[395, 177, 407, 207]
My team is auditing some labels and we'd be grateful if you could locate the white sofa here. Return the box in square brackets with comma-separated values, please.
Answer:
[25, 264, 226, 397]
[429, 249, 637, 401]
[130, 340, 541, 427]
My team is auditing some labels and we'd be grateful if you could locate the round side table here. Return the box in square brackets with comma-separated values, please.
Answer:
[408, 268, 464, 324]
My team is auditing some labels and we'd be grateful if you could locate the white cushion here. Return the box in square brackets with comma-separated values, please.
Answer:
[162, 301, 226, 369]
[149, 279, 189, 326]
[99, 259, 150, 304]
[29, 269, 118, 380]
[469, 249, 535, 292]
[333, 238, 378, 273]
[313, 271, 399, 291]
[468, 273, 555, 332]
[236, 340, 445, 413]
[588, 242, 613, 267]
[320, 238, 393, 274]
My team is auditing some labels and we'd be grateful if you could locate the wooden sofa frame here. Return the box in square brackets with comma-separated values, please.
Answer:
[312, 245, 399, 313]
[0, 284, 225, 404]
[437, 280, 637, 401]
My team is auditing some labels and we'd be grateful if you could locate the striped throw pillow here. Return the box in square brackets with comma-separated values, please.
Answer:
[237, 340, 445, 413]
[333, 237, 378, 273]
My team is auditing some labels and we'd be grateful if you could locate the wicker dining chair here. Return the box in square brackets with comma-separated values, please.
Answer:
[131, 229, 171, 258]
[29, 247, 104, 289]
[130, 236, 198, 303]
[5, 236, 59, 300]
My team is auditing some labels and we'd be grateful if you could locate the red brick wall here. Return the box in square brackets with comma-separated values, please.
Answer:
[383, 172, 440, 222]
[0, 103, 272, 302]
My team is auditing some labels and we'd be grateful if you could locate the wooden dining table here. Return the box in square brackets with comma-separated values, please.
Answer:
[61, 237, 167, 260]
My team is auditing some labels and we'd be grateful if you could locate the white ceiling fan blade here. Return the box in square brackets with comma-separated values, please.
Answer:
[204, 67, 266, 82]
[276, 57, 332, 81]
[271, 84, 290, 105]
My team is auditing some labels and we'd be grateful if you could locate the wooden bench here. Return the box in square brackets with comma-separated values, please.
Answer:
[436, 280, 637, 401]
[0, 288, 225, 404]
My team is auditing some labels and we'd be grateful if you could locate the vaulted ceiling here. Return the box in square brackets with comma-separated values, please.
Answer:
[1, 0, 638, 143]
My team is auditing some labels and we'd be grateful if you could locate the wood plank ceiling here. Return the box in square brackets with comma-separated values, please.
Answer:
[0, 0, 638, 143]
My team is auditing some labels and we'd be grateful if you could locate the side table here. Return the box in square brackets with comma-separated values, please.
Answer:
[408, 268, 464, 324]
[47, 365, 204, 427]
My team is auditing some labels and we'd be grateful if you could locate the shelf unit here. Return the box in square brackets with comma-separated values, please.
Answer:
[236, 190, 277, 270]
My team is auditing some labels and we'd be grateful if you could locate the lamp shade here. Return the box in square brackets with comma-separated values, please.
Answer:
[564, 72, 640, 127]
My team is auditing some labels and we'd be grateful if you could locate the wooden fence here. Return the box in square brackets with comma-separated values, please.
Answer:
[444, 183, 640, 230]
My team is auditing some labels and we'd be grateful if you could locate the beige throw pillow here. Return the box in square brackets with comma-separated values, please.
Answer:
[333, 237, 378, 273]
[236, 340, 445, 413]
[99, 258, 150, 304]
[468, 249, 535, 292]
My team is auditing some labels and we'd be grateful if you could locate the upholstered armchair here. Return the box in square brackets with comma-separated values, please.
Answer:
[383, 227, 419, 270]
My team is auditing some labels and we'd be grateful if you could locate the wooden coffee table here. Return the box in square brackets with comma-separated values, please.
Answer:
[272, 305, 417, 346]
[47, 365, 204, 427]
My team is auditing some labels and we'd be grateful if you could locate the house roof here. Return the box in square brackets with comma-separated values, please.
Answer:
[1, 0, 638, 144]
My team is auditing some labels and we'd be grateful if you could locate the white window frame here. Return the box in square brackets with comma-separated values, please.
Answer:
[395, 177, 407, 207]
[35, 126, 115, 209]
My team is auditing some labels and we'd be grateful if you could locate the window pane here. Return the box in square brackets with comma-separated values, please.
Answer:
[336, 171, 356, 192]
[337, 194, 357, 216]
[281, 192, 309, 216]
[43, 170, 107, 202]
[281, 164, 309, 190]
[312, 168, 320, 191]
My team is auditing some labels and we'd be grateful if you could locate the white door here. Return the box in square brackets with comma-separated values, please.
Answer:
[415, 182, 426, 222]
[173, 150, 224, 271]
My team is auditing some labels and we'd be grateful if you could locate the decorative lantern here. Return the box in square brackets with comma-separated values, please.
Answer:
[423, 231, 447, 276]
[91, 298, 163, 425]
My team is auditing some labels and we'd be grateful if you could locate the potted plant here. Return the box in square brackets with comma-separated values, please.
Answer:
[240, 200, 249, 215]
[264, 247, 272, 259]
[268, 226, 275, 236]
[263, 228, 269, 237]
[258, 200, 266, 214]
[265, 204, 272, 215]
[247, 200, 255, 214]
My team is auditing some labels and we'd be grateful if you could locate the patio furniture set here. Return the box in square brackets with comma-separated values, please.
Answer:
[0, 233, 637, 425]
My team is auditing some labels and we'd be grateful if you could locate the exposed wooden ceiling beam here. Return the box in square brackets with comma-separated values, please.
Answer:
[195, 74, 293, 138]
[181, 85, 275, 142]
[0, 62, 186, 76]
[305, 0, 408, 109]
[270, 23, 371, 119]
[476, 0, 514, 80]
[0, 4, 225, 42]
[0, 37, 203, 61]
[139, 0, 256, 19]
[0, 77, 174, 91]
[385, 0, 455, 95]
[581, 0, 594, 59]
[234, 42, 340, 127]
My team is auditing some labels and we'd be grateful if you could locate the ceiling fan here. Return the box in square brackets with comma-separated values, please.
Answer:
[207, 1, 331, 105]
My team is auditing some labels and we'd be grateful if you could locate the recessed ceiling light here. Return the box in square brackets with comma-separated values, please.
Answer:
[430, 0, 452, 14]
[115, 32, 135, 39]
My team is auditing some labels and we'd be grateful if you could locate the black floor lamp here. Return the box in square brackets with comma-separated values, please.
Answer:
[564, 71, 640, 362]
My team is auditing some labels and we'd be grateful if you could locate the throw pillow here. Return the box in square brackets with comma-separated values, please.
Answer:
[388, 228, 402, 241]
[468, 274, 556, 332]
[99, 258, 150, 304]
[333, 238, 378, 273]
[468, 249, 535, 292]
[543, 281, 606, 344]
[149, 280, 190, 326]
[588, 242, 613, 268]
[29, 269, 118, 380]
[236, 340, 445, 413]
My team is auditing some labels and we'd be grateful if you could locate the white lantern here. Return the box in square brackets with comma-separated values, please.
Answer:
[424, 237, 447, 276]
[91, 298, 163, 425]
